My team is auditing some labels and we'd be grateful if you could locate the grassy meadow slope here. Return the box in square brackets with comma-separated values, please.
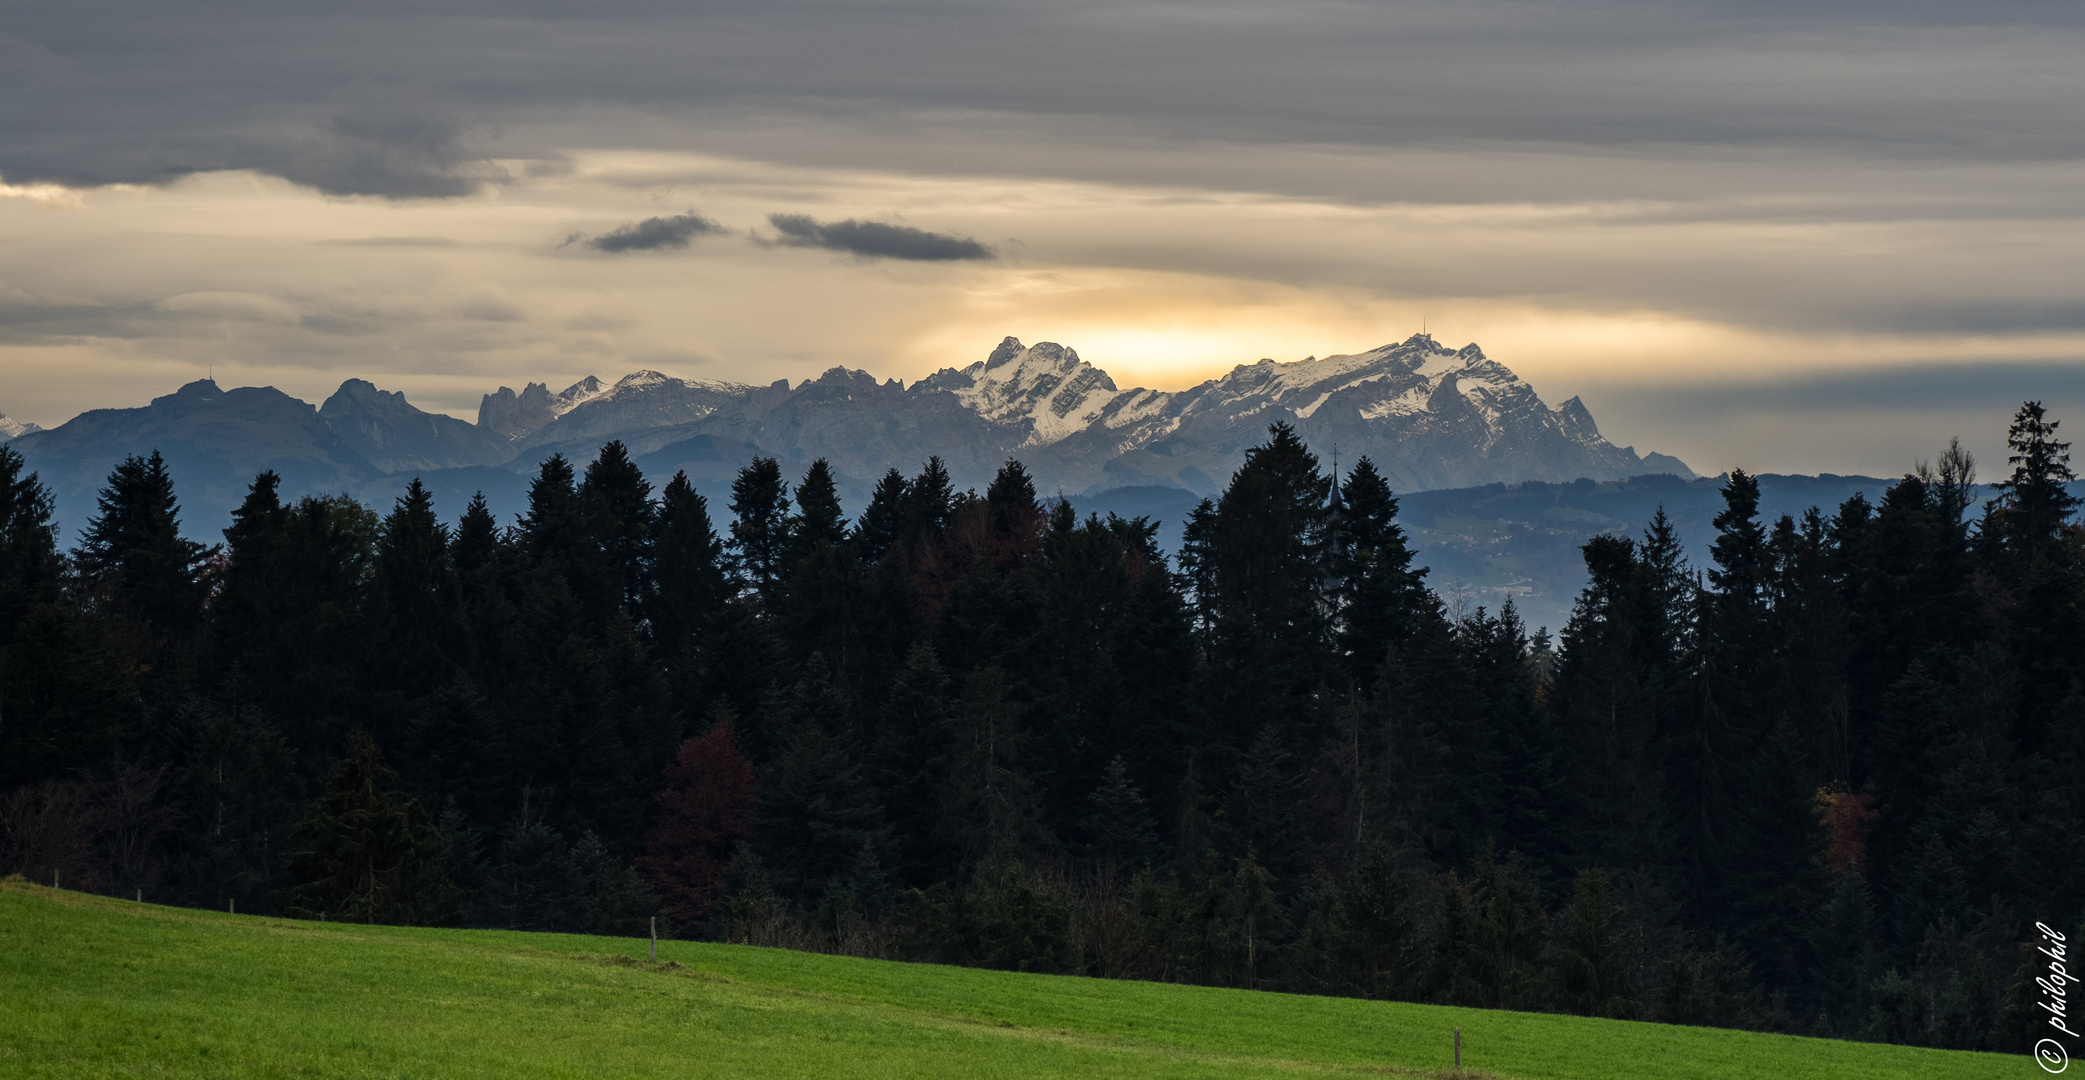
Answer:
[1, 881, 2021, 1080]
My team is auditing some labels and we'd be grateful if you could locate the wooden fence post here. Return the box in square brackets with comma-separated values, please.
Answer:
[1454, 1027, 1461, 1071]
[650, 916, 657, 962]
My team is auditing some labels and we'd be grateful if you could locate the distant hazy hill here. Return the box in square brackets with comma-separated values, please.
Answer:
[5, 334, 1692, 544]
[7, 379, 384, 539]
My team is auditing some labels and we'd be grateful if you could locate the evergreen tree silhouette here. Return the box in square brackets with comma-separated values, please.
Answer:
[280, 733, 461, 925]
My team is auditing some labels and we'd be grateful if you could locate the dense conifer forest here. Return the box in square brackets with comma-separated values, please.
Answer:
[2, 404, 2080, 1053]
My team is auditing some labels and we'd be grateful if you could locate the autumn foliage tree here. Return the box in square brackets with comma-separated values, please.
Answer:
[637, 717, 756, 929]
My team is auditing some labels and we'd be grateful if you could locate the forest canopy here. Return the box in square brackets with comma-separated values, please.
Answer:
[2, 404, 2080, 1054]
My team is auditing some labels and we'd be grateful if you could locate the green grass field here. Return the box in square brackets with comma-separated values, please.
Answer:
[0, 879, 2026, 1079]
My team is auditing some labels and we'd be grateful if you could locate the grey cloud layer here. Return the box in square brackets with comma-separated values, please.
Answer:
[767, 214, 993, 261]
[7, 2, 2085, 197]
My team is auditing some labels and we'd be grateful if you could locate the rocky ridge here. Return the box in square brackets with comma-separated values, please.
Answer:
[7, 334, 1692, 538]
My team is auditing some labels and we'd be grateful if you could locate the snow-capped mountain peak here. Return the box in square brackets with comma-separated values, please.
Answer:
[554, 375, 607, 414]
[934, 337, 1129, 445]
[482, 332, 1689, 493]
[0, 412, 43, 440]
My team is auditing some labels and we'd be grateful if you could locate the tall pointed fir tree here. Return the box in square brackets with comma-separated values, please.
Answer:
[0, 447, 130, 788]
[74, 451, 211, 678]
[852, 468, 911, 563]
[778, 459, 862, 669]
[1177, 423, 1335, 754]
[1331, 456, 1434, 685]
[1670, 470, 1771, 917]
[1984, 401, 2079, 578]
[579, 440, 657, 620]
[517, 453, 588, 589]
[648, 470, 728, 669]
[728, 457, 793, 604]
[367, 479, 467, 703]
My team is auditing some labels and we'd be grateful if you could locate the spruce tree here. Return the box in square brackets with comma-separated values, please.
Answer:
[905, 456, 956, 541]
[264, 495, 381, 753]
[1673, 470, 1773, 918]
[1332, 456, 1432, 683]
[728, 457, 792, 602]
[1985, 401, 2079, 576]
[649, 471, 727, 663]
[777, 459, 862, 670]
[1983, 404, 2084, 757]
[1295, 847, 1419, 998]
[1185, 423, 1336, 752]
[368, 479, 466, 699]
[75, 451, 211, 665]
[1468, 601, 1560, 872]
[870, 643, 957, 884]
[475, 811, 584, 931]
[1224, 850, 1285, 989]
[983, 459, 1044, 568]
[790, 459, 847, 557]
[852, 468, 911, 562]
[0, 445, 63, 621]
[937, 667, 1046, 871]
[1547, 869, 1639, 1018]
[0, 448, 130, 789]
[163, 695, 303, 915]
[1227, 725, 1308, 880]
[280, 733, 462, 925]
[517, 453, 587, 584]
[451, 492, 501, 582]
[400, 676, 505, 830]
[579, 440, 656, 618]
[1082, 755, 1159, 867]
[1550, 533, 1671, 871]
[754, 656, 885, 902]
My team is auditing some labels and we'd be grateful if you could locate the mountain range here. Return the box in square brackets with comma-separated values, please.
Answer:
[4, 333, 1692, 542]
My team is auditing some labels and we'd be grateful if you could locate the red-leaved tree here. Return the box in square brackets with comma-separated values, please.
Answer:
[637, 720, 755, 930]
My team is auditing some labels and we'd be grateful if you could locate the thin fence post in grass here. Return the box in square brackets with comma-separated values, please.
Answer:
[650, 916, 657, 962]
[136, 888, 141, 904]
[53, 869, 59, 890]
[1454, 1027, 1461, 1072]
[229, 897, 235, 915]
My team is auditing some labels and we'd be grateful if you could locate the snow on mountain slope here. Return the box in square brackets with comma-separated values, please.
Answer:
[0, 413, 41, 440]
[1002, 333, 1687, 493]
[540, 333, 1691, 494]
[477, 375, 612, 441]
[516, 370, 761, 453]
[918, 337, 1133, 446]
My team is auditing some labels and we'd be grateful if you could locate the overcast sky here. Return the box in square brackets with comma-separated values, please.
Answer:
[3, 0, 2083, 476]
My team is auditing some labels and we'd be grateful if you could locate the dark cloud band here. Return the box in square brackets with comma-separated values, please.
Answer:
[589, 213, 724, 253]
[767, 213, 992, 261]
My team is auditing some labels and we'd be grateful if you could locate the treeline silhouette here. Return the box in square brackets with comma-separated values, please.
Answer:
[2, 404, 2080, 1053]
